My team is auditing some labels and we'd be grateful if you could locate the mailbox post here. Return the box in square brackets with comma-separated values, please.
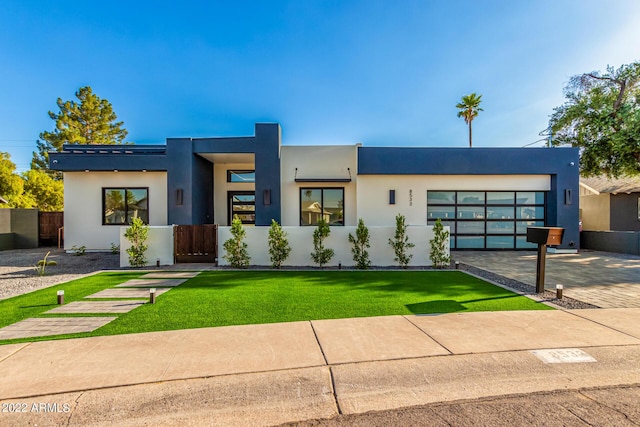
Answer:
[526, 227, 565, 293]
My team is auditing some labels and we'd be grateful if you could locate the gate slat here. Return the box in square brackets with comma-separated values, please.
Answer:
[174, 224, 217, 263]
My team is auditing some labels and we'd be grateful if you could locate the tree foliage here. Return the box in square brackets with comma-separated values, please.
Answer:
[549, 62, 640, 177]
[268, 219, 291, 268]
[456, 93, 483, 147]
[0, 152, 35, 208]
[388, 214, 415, 268]
[348, 218, 371, 269]
[223, 215, 250, 268]
[429, 218, 451, 269]
[124, 216, 149, 268]
[310, 218, 334, 267]
[22, 169, 63, 211]
[32, 86, 128, 178]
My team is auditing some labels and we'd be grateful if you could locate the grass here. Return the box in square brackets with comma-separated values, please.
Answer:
[0, 270, 551, 344]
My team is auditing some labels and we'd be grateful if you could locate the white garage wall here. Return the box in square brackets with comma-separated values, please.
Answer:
[63, 171, 168, 251]
[218, 225, 445, 267]
[356, 175, 551, 226]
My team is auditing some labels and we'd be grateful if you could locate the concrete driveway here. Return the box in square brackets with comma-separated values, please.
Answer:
[453, 250, 640, 308]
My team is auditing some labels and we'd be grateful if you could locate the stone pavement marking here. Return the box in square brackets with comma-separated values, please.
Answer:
[406, 310, 640, 354]
[86, 287, 171, 299]
[311, 315, 450, 364]
[0, 321, 325, 399]
[45, 300, 146, 314]
[140, 271, 201, 279]
[115, 278, 187, 288]
[0, 317, 115, 340]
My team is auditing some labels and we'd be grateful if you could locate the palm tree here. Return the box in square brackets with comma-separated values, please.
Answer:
[456, 93, 483, 147]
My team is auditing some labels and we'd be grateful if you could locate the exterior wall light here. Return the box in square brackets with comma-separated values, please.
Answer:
[389, 190, 396, 205]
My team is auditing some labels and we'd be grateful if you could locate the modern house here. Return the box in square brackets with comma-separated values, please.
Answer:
[579, 176, 640, 256]
[50, 123, 580, 264]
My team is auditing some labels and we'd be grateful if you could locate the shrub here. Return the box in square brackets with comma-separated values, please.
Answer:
[310, 218, 334, 267]
[388, 214, 415, 268]
[223, 215, 250, 268]
[124, 217, 149, 268]
[71, 245, 86, 256]
[429, 218, 451, 269]
[110, 242, 120, 254]
[268, 219, 291, 268]
[349, 218, 371, 269]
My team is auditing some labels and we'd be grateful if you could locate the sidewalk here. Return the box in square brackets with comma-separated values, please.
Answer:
[1, 308, 640, 426]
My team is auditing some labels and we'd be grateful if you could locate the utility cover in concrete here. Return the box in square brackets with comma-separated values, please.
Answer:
[0, 317, 116, 340]
[46, 301, 146, 314]
[86, 288, 171, 299]
[140, 272, 200, 279]
[531, 348, 597, 364]
[115, 278, 187, 288]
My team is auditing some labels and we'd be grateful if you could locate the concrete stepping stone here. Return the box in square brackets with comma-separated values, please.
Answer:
[86, 288, 171, 299]
[0, 317, 115, 340]
[115, 278, 187, 288]
[140, 272, 200, 279]
[46, 301, 146, 314]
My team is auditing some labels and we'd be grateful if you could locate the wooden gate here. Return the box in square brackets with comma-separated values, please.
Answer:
[39, 211, 64, 247]
[174, 224, 218, 263]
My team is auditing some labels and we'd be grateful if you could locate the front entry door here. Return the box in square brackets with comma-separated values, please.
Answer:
[228, 191, 255, 225]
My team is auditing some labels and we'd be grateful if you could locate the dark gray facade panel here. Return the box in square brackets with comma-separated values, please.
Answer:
[192, 154, 214, 224]
[581, 230, 640, 255]
[610, 193, 640, 231]
[254, 123, 281, 225]
[50, 153, 168, 171]
[166, 138, 196, 225]
[192, 137, 256, 154]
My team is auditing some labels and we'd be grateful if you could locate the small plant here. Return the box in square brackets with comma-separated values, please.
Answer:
[389, 214, 415, 268]
[429, 218, 451, 269]
[71, 245, 86, 256]
[349, 218, 371, 269]
[110, 242, 120, 254]
[34, 251, 57, 276]
[268, 219, 291, 269]
[223, 215, 250, 268]
[310, 218, 334, 267]
[124, 217, 149, 268]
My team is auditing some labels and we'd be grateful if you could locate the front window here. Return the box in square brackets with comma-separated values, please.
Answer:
[103, 188, 149, 225]
[300, 188, 344, 226]
[227, 170, 255, 183]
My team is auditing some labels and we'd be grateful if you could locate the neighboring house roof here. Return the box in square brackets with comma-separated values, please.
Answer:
[580, 176, 640, 195]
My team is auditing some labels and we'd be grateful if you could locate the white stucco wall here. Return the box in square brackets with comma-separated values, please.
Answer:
[580, 193, 611, 231]
[119, 226, 174, 267]
[63, 171, 168, 251]
[213, 163, 255, 225]
[356, 175, 551, 226]
[218, 225, 443, 267]
[280, 145, 358, 226]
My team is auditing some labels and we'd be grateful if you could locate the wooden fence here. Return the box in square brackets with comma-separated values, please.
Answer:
[173, 224, 218, 263]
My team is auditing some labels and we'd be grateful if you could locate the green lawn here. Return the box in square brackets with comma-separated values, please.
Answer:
[0, 270, 551, 344]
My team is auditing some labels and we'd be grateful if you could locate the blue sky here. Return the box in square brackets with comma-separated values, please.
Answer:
[2, 0, 639, 172]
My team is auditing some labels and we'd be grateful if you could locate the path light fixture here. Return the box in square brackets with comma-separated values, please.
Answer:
[156, 258, 160, 267]
[149, 288, 157, 304]
[57, 290, 64, 305]
[556, 284, 563, 299]
[455, 261, 460, 270]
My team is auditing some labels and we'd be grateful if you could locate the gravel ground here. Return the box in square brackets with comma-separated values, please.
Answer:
[0, 248, 596, 309]
[0, 247, 120, 301]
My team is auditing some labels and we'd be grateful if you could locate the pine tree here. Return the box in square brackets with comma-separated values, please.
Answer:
[268, 219, 291, 268]
[310, 219, 334, 267]
[429, 218, 451, 268]
[349, 218, 371, 269]
[388, 214, 415, 268]
[32, 86, 128, 179]
[223, 215, 250, 268]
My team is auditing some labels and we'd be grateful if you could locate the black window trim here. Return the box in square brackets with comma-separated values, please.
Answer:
[102, 187, 149, 226]
[227, 170, 256, 183]
[227, 190, 256, 225]
[299, 187, 345, 226]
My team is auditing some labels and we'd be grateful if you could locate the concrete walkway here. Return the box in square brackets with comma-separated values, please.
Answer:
[454, 250, 640, 308]
[1, 309, 640, 426]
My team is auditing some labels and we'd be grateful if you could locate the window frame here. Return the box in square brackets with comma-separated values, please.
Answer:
[227, 170, 256, 183]
[227, 191, 256, 225]
[299, 187, 345, 226]
[102, 187, 149, 226]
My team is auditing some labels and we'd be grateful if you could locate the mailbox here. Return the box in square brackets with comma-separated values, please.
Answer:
[526, 227, 565, 246]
